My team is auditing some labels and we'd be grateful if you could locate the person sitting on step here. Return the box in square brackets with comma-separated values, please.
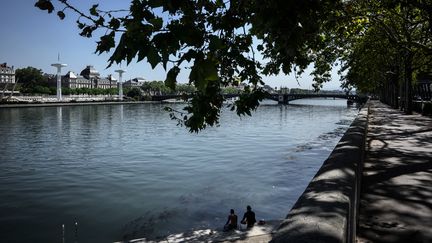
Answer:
[240, 205, 256, 228]
[224, 209, 238, 231]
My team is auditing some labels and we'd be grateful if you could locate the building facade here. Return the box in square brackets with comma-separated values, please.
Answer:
[123, 77, 146, 88]
[0, 63, 15, 84]
[62, 65, 117, 89]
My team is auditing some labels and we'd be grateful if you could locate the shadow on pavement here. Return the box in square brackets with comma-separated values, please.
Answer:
[357, 101, 432, 243]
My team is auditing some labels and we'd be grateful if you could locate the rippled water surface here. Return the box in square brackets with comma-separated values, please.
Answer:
[0, 99, 358, 242]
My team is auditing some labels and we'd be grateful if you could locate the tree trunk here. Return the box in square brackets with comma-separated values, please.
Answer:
[393, 77, 399, 109]
[399, 74, 405, 111]
[404, 52, 413, 114]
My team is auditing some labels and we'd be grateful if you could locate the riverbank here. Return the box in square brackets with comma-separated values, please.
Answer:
[270, 100, 369, 243]
[114, 220, 282, 243]
[0, 100, 181, 108]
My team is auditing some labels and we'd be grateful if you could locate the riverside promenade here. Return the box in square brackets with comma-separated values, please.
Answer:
[357, 101, 432, 243]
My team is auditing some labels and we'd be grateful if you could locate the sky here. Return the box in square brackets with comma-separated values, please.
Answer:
[0, 1, 344, 90]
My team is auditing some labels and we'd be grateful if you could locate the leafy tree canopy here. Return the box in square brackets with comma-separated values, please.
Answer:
[141, 80, 172, 94]
[15, 66, 49, 93]
[15, 67, 46, 85]
[336, 0, 432, 112]
[35, 0, 432, 130]
[126, 87, 143, 99]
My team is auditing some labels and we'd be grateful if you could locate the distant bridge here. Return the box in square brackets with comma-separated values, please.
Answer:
[268, 93, 365, 104]
[151, 93, 365, 104]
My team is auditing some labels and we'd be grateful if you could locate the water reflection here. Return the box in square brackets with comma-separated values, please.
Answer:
[56, 106, 62, 131]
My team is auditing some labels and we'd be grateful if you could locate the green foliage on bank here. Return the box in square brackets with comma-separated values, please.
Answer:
[15, 67, 50, 94]
[62, 87, 118, 95]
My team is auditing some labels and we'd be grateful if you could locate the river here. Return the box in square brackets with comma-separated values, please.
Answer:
[0, 98, 358, 242]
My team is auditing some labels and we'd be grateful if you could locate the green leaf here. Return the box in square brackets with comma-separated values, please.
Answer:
[257, 44, 264, 51]
[165, 66, 180, 90]
[147, 46, 160, 69]
[90, 4, 99, 17]
[149, 18, 163, 29]
[201, 59, 219, 81]
[80, 26, 95, 38]
[95, 32, 115, 54]
[35, 0, 54, 13]
[76, 20, 85, 29]
[96, 17, 105, 26]
[179, 49, 197, 64]
[148, 0, 164, 8]
[189, 64, 204, 90]
[208, 35, 223, 51]
[109, 18, 121, 29]
[189, 58, 219, 91]
[57, 11, 65, 20]
[161, 50, 170, 70]
[137, 44, 149, 62]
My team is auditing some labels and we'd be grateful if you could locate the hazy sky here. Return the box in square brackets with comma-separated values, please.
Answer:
[0, 1, 344, 90]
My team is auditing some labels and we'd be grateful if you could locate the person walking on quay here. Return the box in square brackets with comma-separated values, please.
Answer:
[224, 209, 238, 231]
[241, 205, 256, 228]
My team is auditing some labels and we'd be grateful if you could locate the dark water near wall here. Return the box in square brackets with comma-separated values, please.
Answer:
[0, 99, 358, 242]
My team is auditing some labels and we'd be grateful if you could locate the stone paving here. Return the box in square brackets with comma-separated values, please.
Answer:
[116, 220, 281, 243]
[357, 101, 432, 243]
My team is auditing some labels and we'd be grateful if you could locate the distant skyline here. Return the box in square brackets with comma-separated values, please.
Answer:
[1, 1, 343, 90]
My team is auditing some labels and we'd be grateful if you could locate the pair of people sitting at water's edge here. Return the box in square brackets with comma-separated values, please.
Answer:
[224, 205, 257, 231]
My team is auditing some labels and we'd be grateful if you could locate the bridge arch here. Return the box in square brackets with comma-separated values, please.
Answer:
[150, 93, 365, 104]
[271, 93, 364, 104]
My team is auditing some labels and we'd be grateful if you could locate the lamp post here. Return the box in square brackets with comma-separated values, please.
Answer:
[115, 69, 126, 100]
[51, 62, 67, 101]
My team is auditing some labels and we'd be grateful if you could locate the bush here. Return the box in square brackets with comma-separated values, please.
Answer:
[33, 85, 51, 95]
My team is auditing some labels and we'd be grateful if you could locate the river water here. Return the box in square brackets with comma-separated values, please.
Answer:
[0, 99, 358, 242]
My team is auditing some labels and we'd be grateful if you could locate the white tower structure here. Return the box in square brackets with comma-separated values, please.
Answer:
[51, 55, 67, 101]
[115, 69, 126, 100]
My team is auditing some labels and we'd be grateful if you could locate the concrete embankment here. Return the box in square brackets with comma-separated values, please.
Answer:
[270, 104, 369, 243]
[117, 220, 282, 243]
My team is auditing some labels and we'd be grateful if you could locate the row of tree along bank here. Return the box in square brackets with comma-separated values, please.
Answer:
[335, 2, 432, 116]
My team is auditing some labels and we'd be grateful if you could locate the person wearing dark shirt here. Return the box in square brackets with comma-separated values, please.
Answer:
[241, 205, 256, 228]
[224, 209, 238, 231]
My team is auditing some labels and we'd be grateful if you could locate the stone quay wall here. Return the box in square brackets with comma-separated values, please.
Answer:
[271, 104, 369, 243]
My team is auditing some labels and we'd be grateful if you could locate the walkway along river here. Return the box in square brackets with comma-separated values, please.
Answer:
[0, 98, 358, 242]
